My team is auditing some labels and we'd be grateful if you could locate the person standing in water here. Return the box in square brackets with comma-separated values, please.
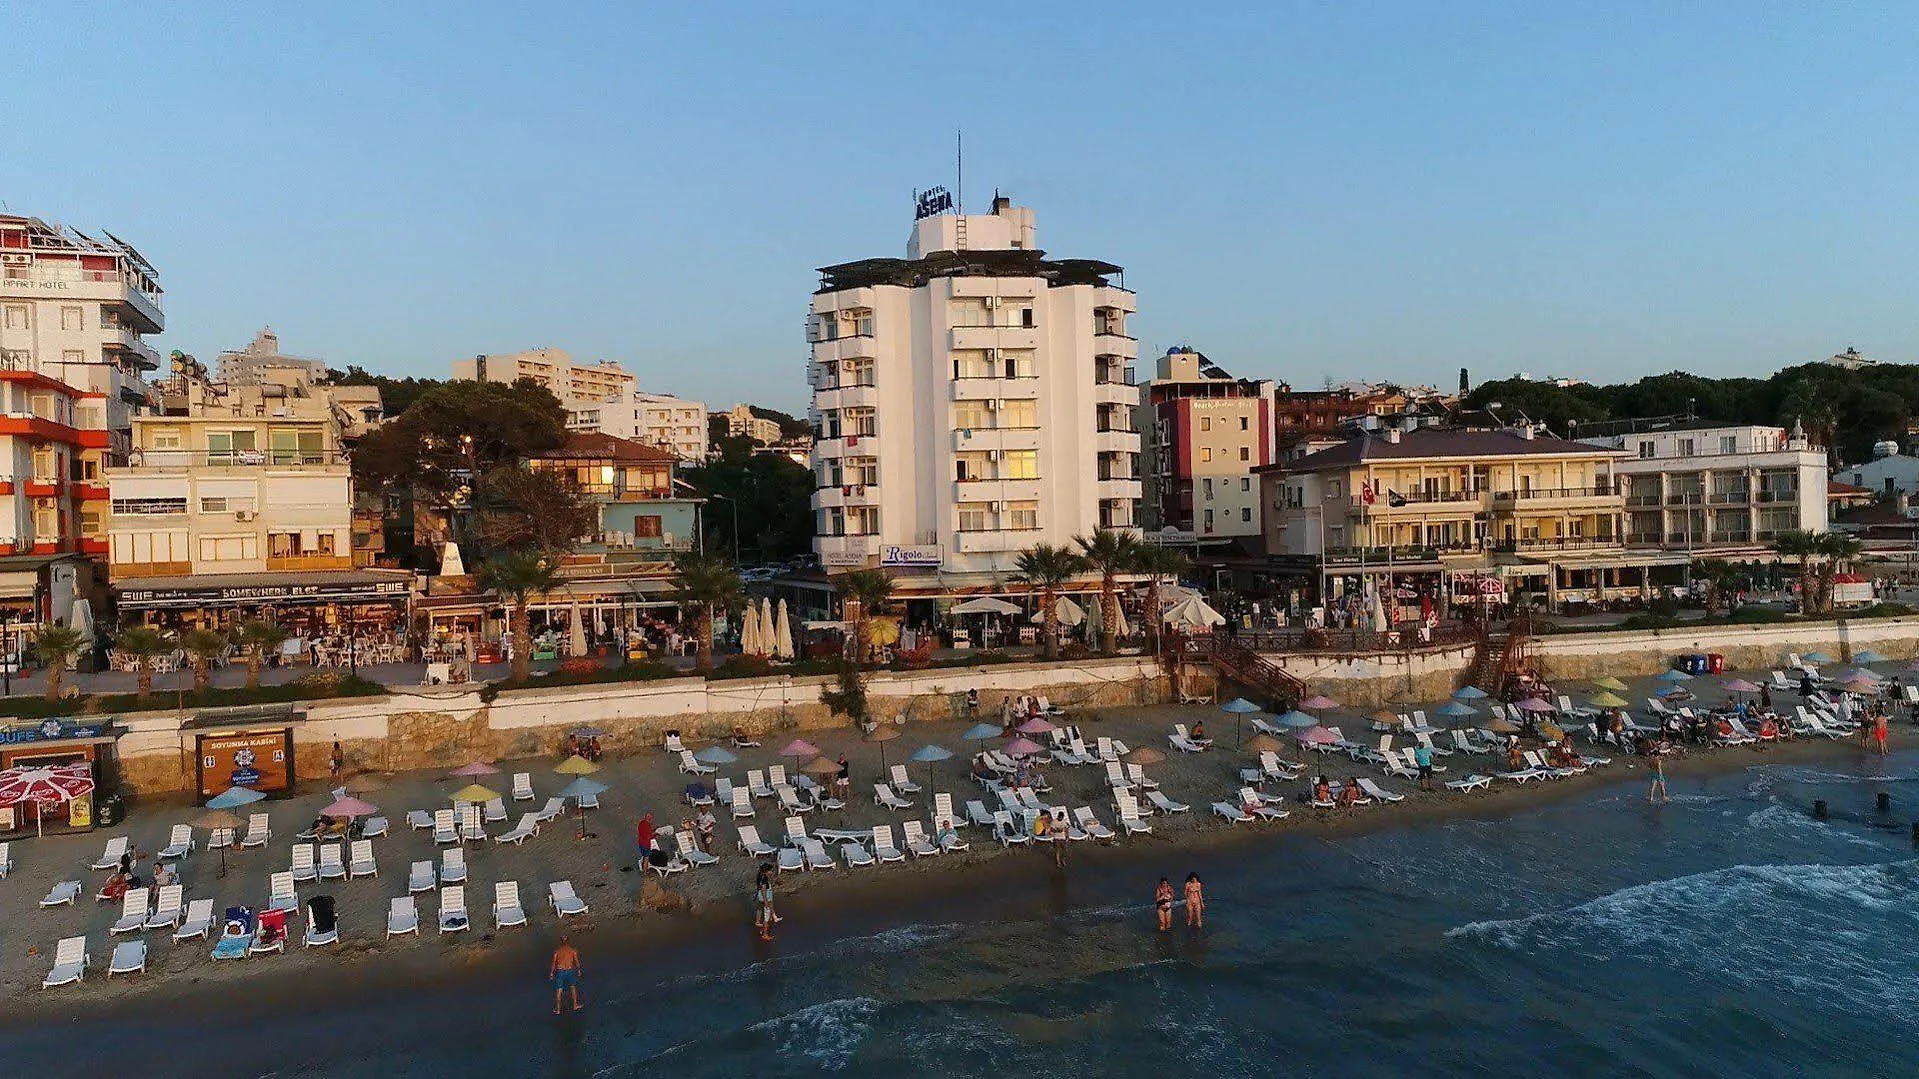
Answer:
[753, 864, 777, 942]
[550, 935, 583, 1014]
[1649, 754, 1670, 805]
[1184, 873, 1205, 928]
[1155, 877, 1175, 931]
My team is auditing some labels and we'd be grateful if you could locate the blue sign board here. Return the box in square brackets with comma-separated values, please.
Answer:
[0, 718, 109, 746]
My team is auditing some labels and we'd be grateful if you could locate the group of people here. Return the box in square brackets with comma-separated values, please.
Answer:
[99, 849, 175, 903]
[563, 731, 605, 762]
[1154, 873, 1205, 931]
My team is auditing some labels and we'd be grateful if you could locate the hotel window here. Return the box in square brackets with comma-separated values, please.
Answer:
[1677, 438, 1695, 456]
[1203, 478, 1214, 498]
[1200, 417, 1212, 433]
[315, 532, 338, 555]
[111, 497, 188, 515]
[80, 507, 102, 536]
[955, 452, 991, 481]
[1204, 509, 1215, 530]
[848, 460, 878, 486]
[198, 496, 256, 514]
[1200, 448, 1212, 463]
[1720, 436, 1737, 454]
[207, 430, 258, 461]
[31, 447, 57, 482]
[199, 535, 258, 562]
[949, 299, 989, 327]
[1241, 507, 1252, 523]
[2, 306, 25, 330]
[269, 429, 324, 464]
[1000, 399, 1038, 428]
[1239, 417, 1249, 431]
[1002, 449, 1039, 479]
[1637, 441, 1655, 459]
[1241, 478, 1251, 492]
[953, 402, 989, 430]
[60, 306, 82, 331]
[1006, 500, 1039, 530]
[1239, 447, 1250, 462]
[958, 502, 992, 532]
[33, 503, 57, 538]
[634, 515, 663, 538]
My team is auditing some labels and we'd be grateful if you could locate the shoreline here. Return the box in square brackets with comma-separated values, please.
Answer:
[6, 726, 1896, 1030]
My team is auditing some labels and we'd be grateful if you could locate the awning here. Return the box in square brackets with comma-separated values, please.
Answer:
[1551, 552, 1692, 572]
[118, 570, 413, 610]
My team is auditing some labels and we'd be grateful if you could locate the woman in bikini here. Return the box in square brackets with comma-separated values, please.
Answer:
[1155, 877, 1175, 931]
[1184, 873, 1205, 928]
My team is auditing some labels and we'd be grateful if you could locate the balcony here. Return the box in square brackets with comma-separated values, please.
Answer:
[99, 328, 162, 371]
[951, 377, 1041, 402]
[1755, 489, 1798, 503]
[1491, 536, 1623, 553]
[0, 267, 164, 333]
[1093, 381, 1138, 407]
[1325, 544, 1477, 565]
[1093, 429, 1138, 454]
[811, 335, 877, 364]
[1097, 478, 1142, 501]
[1352, 490, 1486, 515]
[953, 427, 1041, 453]
[1490, 486, 1625, 512]
[114, 450, 348, 471]
[817, 533, 879, 563]
[811, 484, 878, 510]
[1708, 490, 1751, 505]
[266, 554, 355, 572]
[812, 286, 876, 314]
[956, 477, 1041, 503]
[813, 383, 879, 412]
[811, 433, 876, 459]
[1093, 286, 1138, 314]
[955, 529, 1040, 554]
[1097, 502, 1137, 531]
[1093, 332, 1137, 358]
[950, 325, 1040, 351]
[1663, 491, 1706, 506]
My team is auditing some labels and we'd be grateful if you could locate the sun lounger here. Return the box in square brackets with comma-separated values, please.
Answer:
[408, 860, 436, 893]
[1355, 778, 1405, 803]
[1444, 774, 1493, 792]
[441, 847, 467, 884]
[438, 886, 470, 933]
[267, 871, 298, 912]
[874, 783, 914, 810]
[871, 825, 905, 863]
[91, 835, 129, 871]
[289, 843, 317, 883]
[318, 842, 347, 880]
[490, 881, 527, 929]
[248, 909, 288, 955]
[1212, 801, 1253, 823]
[679, 750, 717, 776]
[349, 839, 378, 878]
[1168, 730, 1206, 753]
[993, 810, 1033, 845]
[1014, 788, 1047, 816]
[241, 813, 271, 849]
[387, 896, 420, 936]
[726, 786, 757, 820]
[483, 797, 508, 823]
[1117, 801, 1153, 835]
[174, 898, 215, 941]
[737, 824, 777, 857]
[1104, 760, 1132, 790]
[1238, 787, 1290, 819]
[965, 799, 995, 828]
[901, 820, 939, 857]
[42, 880, 80, 907]
[773, 784, 810, 815]
[746, 769, 773, 799]
[1126, 763, 1162, 791]
[304, 905, 340, 948]
[511, 772, 534, 801]
[1523, 750, 1577, 778]
[111, 887, 152, 935]
[887, 764, 923, 795]
[532, 797, 564, 825]
[42, 936, 88, 988]
[1145, 790, 1189, 814]
[361, 815, 389, 839]
[798, 836, 836, 870]
[495, 813, 539, 845]
[407, 809, 433, 831]
[145, 884, 184, 930]
[1495, 763, 1547, 783]
[108, 939, 147, 976]
[732, 730, 763, 749]
[676, 829, 719, 867]
[459, 804, 486, 841]
[1259, 751, 1302, 782]
[1072, 806, 1116, 840]
[159, 824, 194, 860]
[840, 839, 875, 868]
[432, 809, 458, 845]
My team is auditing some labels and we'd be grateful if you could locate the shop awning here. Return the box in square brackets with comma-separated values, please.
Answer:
[1550, 552, 1694, 572]
[118, 571, 414, 611]
[186, 704, 301, 730]
[0, 717, 119, 749]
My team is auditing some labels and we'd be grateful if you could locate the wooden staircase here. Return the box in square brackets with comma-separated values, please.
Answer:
[1163, 631, 1306, 706]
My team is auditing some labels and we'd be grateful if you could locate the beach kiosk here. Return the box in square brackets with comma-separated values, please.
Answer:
[0, 717, 117, 834]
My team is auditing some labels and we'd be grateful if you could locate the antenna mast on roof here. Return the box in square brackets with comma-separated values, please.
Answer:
[955, 128, 963, 215]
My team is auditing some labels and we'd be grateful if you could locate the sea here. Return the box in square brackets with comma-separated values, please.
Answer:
[26, 751, 1919, 1078]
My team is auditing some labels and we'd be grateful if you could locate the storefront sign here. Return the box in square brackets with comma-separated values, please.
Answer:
[880, 544, 942, 568]
[821, 551, 867, 568]
[68, 792, 91, 829]
[0, 718, 109, 746]
[121, 578, 410, 609]
[196, 729, 293, 799]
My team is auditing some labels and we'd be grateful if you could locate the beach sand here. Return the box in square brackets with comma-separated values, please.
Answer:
[0, 671, 1903, 1027]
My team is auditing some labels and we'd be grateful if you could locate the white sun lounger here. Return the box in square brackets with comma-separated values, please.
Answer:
[1145, 790, 1189, 814]
[664, 732, 687, 754]
[408, 860, 436, 893]
[494, 881, 527, 928]
[361, 815, 389, 839]
[1074, 807, 1116, 840]
[532, 797, 564, 825]
[458, 804, 485, 842]
[746, 769, 773, 799]
[871, 825, 905, 863]
[303, 904, 340, 948]
[676, 829, 719, 867]
[737, 824, 776, 857]
[1259, 752, 1302, 782]
[109, 939, 147, 976]
[407, 809, 433, 831]
[91, 835, 129, 871]
[932, 792, 961, 828]
[1496, 764, 1547, 783]
[159, 824, 195, 860]
[730, 786, 757, 819]
[1168, 731, 1206, 753]
[387, 896, 420, 936]
[797, 836, 836, 870]
[874, 783, 914, 810]
[174, 898, 215, 941]
[1239, 787, 1290, 819]
[432, 809, 458, 845]
[965, 799, 995, 828]
[549, 880, 589, 917]
[495, 813, 539, 845]
[43, 936, 88, 988]
[267, 871, 299, 912]
[349, 839, 378, 878]
[483, 797, 508, 824]
[1117, 801, 1153, 835]
[840, 839, 875, 868]
[438, 886, 469, 933]
[42, 880, 80, 907]
[289, 843, 318, 883]
[512, 772, 534, 801]
[240, 814, 271, 849]
[887, 764, 923, 795]
[679, 750, 717, 776]
[648, 838, 688, 877]
[441, 847, 467, 884]
[1355, 778, 1404, 804]
[1212, 801, 1253, 823]
[993, 809, 1033, 845]
[1445, 774, 1493, 792]
[145, 884, 184, 930]
[111, 887, 152, 935]
[1126, 763, 1161, 791]
[318, 842, 347, 880]
[901, 820, 940, 857]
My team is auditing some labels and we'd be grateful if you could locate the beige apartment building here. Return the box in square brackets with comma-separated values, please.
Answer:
[452, 347, 636, 401]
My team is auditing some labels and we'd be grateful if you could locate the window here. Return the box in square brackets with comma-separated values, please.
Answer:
[206, 430, 259, 461]
[199, 535, 258, 562]
[61, 350, 83, 365]
[1006, 500, 1039, 530]
[953, 402, 989, 430]
[958, 502, 992, 532]
[1240, 478, 1251, 492]
[1200, 417, 1212, 433]
[1239, 416, 1249, 431]
[1002, 449, 1039, 479]
[1203, 478, 1214, 498]
[269, 429, 324, 464]
[1019, 307, 1035, 328]
[148, 428, 183, 451]
[1000, 399, 1038, 428]
[1200, 448, 1212, 463]
[80, 507, 102, 536]
[1241, 507, 1252, 523]
[198, 496, 256, 514]
[1204, 509, 1214, 531]
[1677, 438, 1695, 456]
[1239, 447, 1250, 462]
[315, 532, 338, 555]
[111, 497, 188, 515]
[60, 306, 82, 331]
[31, 447, 57, 482]
[955, 453, 990, 481]
[1720, 436, 1737, 454]
[2, 306, 26, 330]
[268, 532, 301, 558]
[1637, 441, 1655, 459]
[634, 515, 663, 538]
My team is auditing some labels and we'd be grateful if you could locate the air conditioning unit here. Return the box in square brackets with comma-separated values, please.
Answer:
[984, 399, 999, 411]
[987, 450, 1001, 462]
[0, 254, 30, 265]
[989, 502, 1002, 513]
[986, 348, 1000, 363]
[984, 296, 1000, 309]
[235, 511, 256, 522]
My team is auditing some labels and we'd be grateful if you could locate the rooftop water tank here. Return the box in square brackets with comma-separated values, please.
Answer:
[1873, 440, 1899, 458]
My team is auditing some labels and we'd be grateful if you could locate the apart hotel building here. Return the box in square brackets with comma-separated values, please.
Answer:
[802, 193, 1140, 613]
[1139, 347, 1278, 544]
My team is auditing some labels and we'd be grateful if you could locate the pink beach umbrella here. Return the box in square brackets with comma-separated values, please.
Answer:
[1016, 717, 1056, 735]
[1295, 725, 1339, 745]
[1299, 694, 1339, 711]
[778, 739, 821, 759]
[320, 795, 378, 819]
[449, 761, 499, 778]
[1513, 697, 1554, 713]
[1722, 678, 1762, 694]
[1003, 737, 1045, 757]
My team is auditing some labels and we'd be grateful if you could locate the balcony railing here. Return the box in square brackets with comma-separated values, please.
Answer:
[1625, 494, 1663, 506]
[1094, 369, 1137, 386]
[1709, 491, 1751, 504]
[1491, 536, 1620, 552]
[1494, 485, 1620, 500]
[120, 450, 345, 468]
[1755, 489, 1797, 503]
[1664, 492, 1706, 505]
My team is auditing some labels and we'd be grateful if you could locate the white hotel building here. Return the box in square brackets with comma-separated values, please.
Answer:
[807, 195, 1141, 592]
[1577, 418, 1827, 551]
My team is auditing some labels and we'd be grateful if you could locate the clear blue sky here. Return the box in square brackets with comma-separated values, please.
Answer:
[7, 4, 1915, 411]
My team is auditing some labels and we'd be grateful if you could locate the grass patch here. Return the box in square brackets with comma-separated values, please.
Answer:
[0, 674, 388, 720]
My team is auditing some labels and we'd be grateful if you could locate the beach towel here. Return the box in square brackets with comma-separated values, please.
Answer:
[211, 932, 251, 960]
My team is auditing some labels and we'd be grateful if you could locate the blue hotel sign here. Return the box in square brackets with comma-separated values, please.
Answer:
[0, 719, 109, 746]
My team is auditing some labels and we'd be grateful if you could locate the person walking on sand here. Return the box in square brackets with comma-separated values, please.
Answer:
[1875, 712, 1890, 756]
[330, 740, 344, 780]
[1184, 873, 1205, 928]
[754, 864, 777, 942]
[1155, 877, 1175, 931]
[1649, 754, 1669, 805]
[1413, 741, 1434, 792]
[550, 935, 583, 1014]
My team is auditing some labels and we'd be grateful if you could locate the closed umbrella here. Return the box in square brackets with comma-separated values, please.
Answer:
[193, 807, 243, 877]
[0, 764, 95, 837]
[568, 600, 587, 658]
[207, 785, 267, 810]
[695, 745, 738, 765]
[555, 755, 601, 776]
[775, 599, 795, 660]
[739, 602, 760, 658]
[760, 598, 776, 657]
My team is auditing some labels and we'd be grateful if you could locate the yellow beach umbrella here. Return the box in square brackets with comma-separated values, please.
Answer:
[1591, 676, 1628, 691]
[1589, 691, 1629, 709]
[555, 755, 601, 776]
[450, 783, 501, 804]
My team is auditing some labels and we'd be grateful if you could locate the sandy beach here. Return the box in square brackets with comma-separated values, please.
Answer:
[0, 671, 1903, 1027]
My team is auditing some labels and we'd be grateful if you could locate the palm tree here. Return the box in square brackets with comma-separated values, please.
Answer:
[1075, 530, 1141, 653]
[1131, 544, 1191, 652]
[834, 569, 894, 664]
[1771, 530, 1821, 614]
[114, 625, 173, 699]
[234, 619, 291, 690]
[181, 627, 229, 692]
[671, 550, 743, 671]
[1690, 558, 1740, 616]
[1816, 532, 1865, 612]
[1014, 543, 1086, 659]
[477, 551, 564, 681]
[32, 624, 86, 703]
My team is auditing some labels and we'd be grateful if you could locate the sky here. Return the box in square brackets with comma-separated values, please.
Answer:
[5, 4, 1916, 411]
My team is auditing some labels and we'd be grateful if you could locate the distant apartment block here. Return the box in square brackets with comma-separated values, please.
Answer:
[453, 347, 636, 401]
[724, 404, 782, 445]
[1578, 418, 1827, 549]
[216, 326, 330, 385]
[1139, 348, 1274, 542]
[567, 391, 709, 461]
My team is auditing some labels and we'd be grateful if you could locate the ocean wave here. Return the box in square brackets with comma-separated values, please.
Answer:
[1447, 859, 1919, 1007]
[648, 921, 965, 994]
[1745, 801, 1889, 849]
[1764, 765, 1919, 786]
[748, 996, 883, 1072]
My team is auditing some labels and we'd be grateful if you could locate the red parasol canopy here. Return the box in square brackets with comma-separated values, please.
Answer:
[0, 763, 94, 806]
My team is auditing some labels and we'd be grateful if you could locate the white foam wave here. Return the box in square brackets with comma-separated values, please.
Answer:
[1448, 859, 1919, 1007]
[748, 996, 883, 1071]
[1744, 801, 1889, 849]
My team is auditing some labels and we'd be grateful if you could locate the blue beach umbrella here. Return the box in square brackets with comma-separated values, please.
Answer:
[1802, 652, 1832, 665]
[1437, 699, 1478, 718]
[962, 723, 1002, 741]
[1657, 669, 1692, 683]
[207, 786, 266, 810]
[556, 776, 609, 839]
[1451, 685, 1489, 700]
[909, 743, 953, 789]
[1220, 696, 1263, 745]
[694, 745, 738, 765]
[1853, 650, 1888, 664]
[1276, 709, 1319, 729]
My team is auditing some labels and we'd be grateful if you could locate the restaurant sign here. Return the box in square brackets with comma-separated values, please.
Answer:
[121, 578, 410, 608]
[880, 544, 942, 568]
[0, 718, 109, 746]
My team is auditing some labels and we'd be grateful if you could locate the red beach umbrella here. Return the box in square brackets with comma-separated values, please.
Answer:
[0, 764, 95, 836]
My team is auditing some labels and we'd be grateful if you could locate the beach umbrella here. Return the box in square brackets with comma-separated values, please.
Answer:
[1722, 678, 1762, 694]
[342, 774, 386, 795]
[1589, 691, 1630, 709]
[1514, 697, 1554, 713]
[962, 723, 1002, 742]
[321, 794, 377, 819]
[1844, 668, 1882, 683]
[1656, 669, 1692, 683]
[568, 600, 587, 658]
[193, 807, 243, 877]
[449, 761, 499, 778]
[1016, 716, 1056, 735]
[1299, 694, 1338, 710]
[1220, 696, 1264, 746]
[779, 739, 820, 760]
[1276, 710, 1319, 728]
[1295, 726, 1338, 746]
[207, 785, 267, 810]
[1802, 652, 1832, 665]
[1484, 716, 1521, 734]
[801, 755, 841, 778]
[450, 783, 500, 804]
[556, 776, 610, 839]
[1452, 685, 1490, 700]
[1591, 676, 1628, 691]
[1437, 699, 1478, 718]
[695, 745, 738, 766]
[1122, 746, 1166, 766]
[0, 764, 94, 837]
[1004, 737, 1044, 758]
[1161, 593, 1223, 629]
[909, 743, 953, 791]
[554, 755, 600, 776]
[1245, 733, 1283, 755]
[738, 602, 759, 657]
[1855, 650, 1888, 664]
[774, 599, 795, 661]
[952, 596, 1021, 616]
[864, 723, 901, 768]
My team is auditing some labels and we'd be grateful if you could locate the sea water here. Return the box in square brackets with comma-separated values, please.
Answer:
[27, 753, 1919, 1077]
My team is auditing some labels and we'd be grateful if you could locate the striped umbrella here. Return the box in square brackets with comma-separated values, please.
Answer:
[0, 764, 95, 835]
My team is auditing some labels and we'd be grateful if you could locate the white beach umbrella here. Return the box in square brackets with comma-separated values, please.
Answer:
[1029, 596, 1085, 627]
[950, 596, 1021, 616]
[774, 598, 795, 660]
[568, 600, 587, 657]
[741, 601, 762, 657]
[760, 598, 776, 657]
[1163, 594, 1225, 628]
[1112, 598, 1130, 640]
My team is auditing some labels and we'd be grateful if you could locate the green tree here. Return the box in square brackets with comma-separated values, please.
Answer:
[476, 551, 564, 681]
[31, 624, 86, 703]
[1131, 543, 1191, 653]
[477, 463, 600, 557]
[114, 625, 173, 699]
[1770, 530, 1822, 614]
[1815, 532, 1865, 612]
[834, 569, 894, 664]
[671, 550, 743, 671]
[1075, 530, 1141, 654]
[819, 660, 871, 728]
[681, 436, 817, 562]
[1015, 543, 1086, 659]
[234, 619, 291, 690]
[181, 627, 229, 692]
[1690, 558, 1743, 615]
